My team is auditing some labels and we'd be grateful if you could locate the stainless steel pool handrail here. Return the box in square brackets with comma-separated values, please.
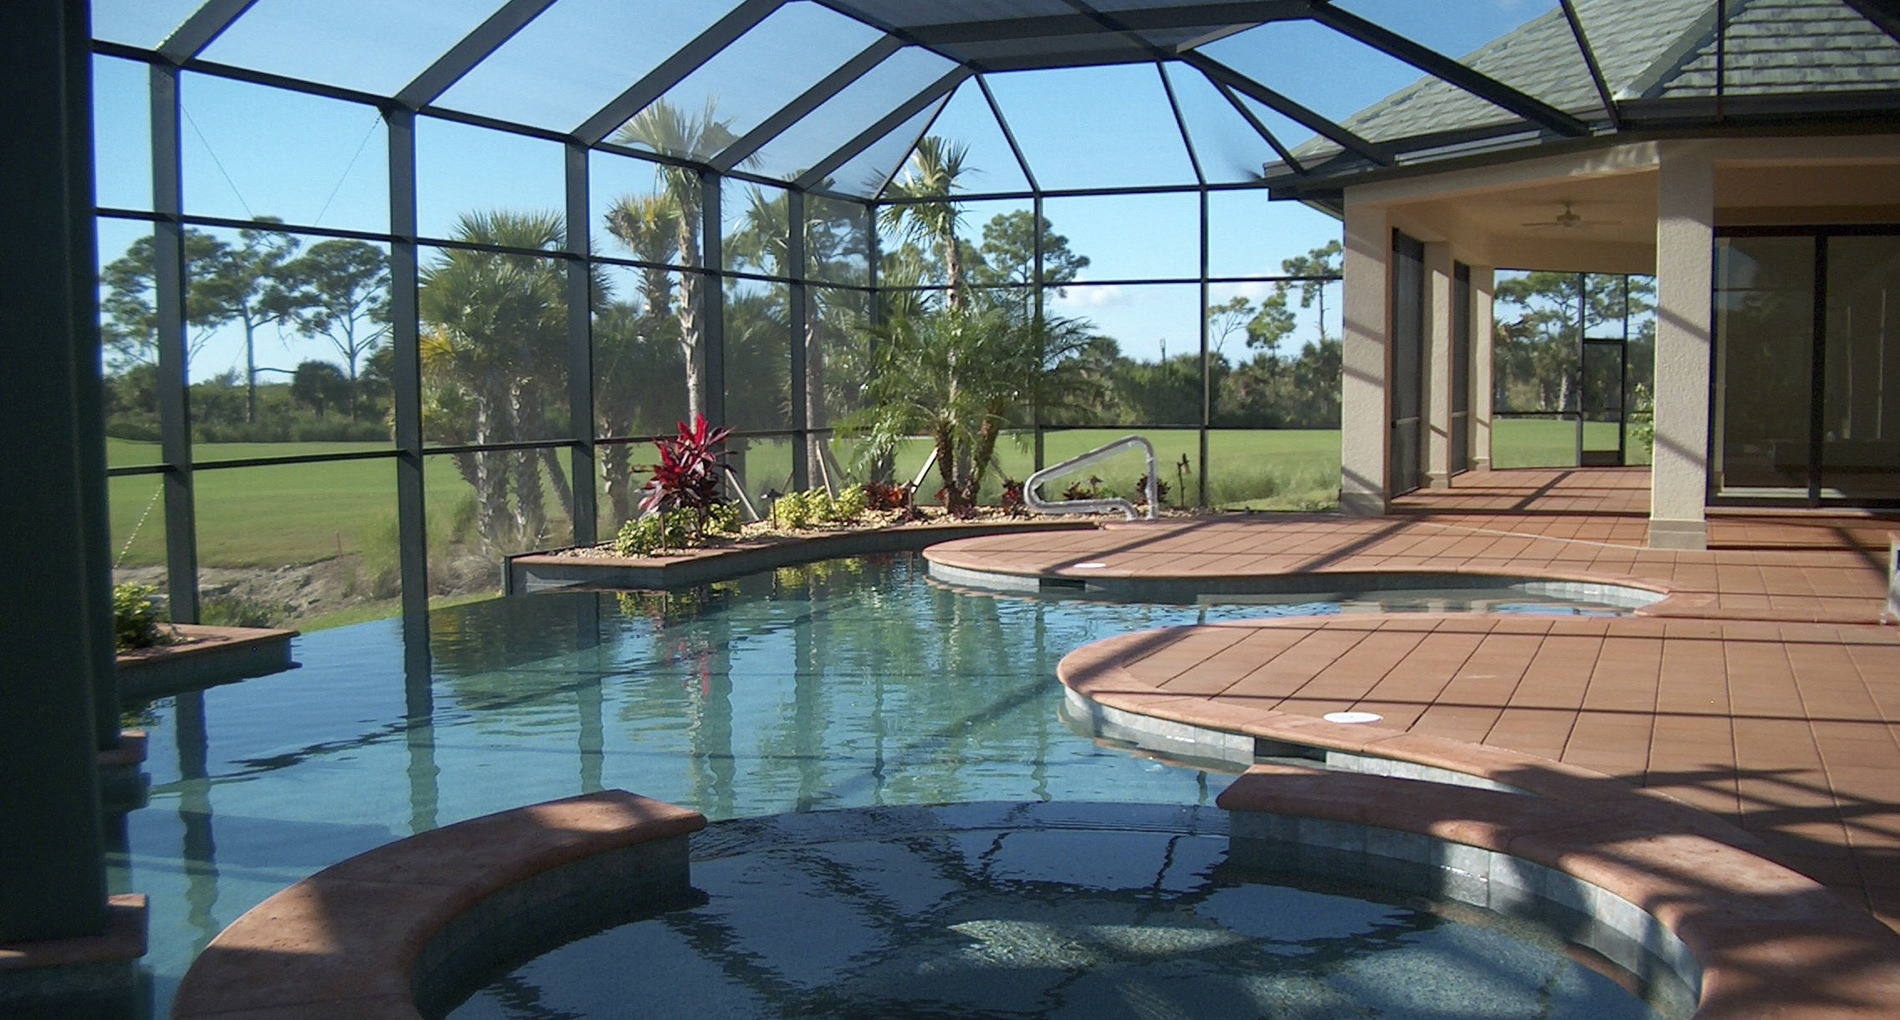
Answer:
[1025, 435, 1157, 521]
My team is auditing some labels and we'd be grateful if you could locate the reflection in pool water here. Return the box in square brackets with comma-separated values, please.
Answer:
[112, 555, 1639, 1018]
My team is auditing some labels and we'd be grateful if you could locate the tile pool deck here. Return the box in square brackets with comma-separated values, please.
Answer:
[924, 468, 1900, 932]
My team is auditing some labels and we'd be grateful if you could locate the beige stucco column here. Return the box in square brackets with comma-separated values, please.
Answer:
[1340, 197, 1390, 516]
[1649, 142, 1713, 550]
[1471, 266, 1496, 470]
[1423, 242, 1454, 487]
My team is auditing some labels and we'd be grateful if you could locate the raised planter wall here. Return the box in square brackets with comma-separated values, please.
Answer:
[507, 518, 1097, 593]
[116, 624, 297, 701]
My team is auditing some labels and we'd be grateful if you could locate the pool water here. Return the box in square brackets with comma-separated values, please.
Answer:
[110, 554, 1639, 1018]
[447, 807, 1672, 1020]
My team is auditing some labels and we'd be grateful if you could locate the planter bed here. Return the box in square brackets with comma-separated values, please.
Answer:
[116, 624, 298, 701]
[506, 516, 1099, 593]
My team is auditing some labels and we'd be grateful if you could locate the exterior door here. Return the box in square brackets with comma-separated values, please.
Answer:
[1579, 338, 1626, 466]
[1390, 232, 1425, 495]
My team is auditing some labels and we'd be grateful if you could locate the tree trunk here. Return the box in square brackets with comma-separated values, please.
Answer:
[509, 385, 546, 547]
[934, 423, 963, 514]
[539, 446, 573, 526]
[966, 415, 1002, 505]
[677, 220, 704, 423]
[602, 442, 632, 530]
[473, 397, 510, 552]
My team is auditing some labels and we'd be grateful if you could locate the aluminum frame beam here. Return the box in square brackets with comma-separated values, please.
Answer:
[711, 36, 904, 173]
[795, 66, 970, 192]
[575, 0, 785, 147]
[158, 0, 257, 64]
[1184, 52, 1392, 165]
[398, 0, 558, 111]
[901, 2, 1308, 46]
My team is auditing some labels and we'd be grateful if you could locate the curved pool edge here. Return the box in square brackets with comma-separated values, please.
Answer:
[925, 555, 1673, 610]
[1055, 626, 1900, 1018]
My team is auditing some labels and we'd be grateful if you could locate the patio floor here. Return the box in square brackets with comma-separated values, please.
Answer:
[924, 468, 1900, 930]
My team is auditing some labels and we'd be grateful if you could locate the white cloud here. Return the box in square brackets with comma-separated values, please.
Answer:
[1052, 283, 1127, 309]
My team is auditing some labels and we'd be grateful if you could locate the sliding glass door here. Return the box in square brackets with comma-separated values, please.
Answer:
[1714, 229, 1900, 505]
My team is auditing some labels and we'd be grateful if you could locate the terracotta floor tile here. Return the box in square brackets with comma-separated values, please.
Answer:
[948, 476, 1900, 931]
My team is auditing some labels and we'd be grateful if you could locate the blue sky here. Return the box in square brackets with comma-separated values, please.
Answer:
[89, 0, 1552, 377]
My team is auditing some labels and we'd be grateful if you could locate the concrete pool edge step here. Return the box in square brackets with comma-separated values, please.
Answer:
[167, 790, 706, 1020]
[504, 517, 1099, 593]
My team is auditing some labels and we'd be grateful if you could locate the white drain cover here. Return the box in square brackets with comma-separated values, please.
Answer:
[1322, 711, 1384, 725]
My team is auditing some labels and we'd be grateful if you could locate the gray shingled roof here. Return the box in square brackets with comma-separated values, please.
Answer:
[1290, 0, 1900, 165]
[1646, 0, 1900, 96]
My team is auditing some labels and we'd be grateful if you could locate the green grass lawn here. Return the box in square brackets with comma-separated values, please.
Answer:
[109, 429, 1350, 572]
[732, 428, 1343, 513]
[112, 422, 1657, 573]
[109, 438, 518, 569]
[1491, 418, 1651, 469]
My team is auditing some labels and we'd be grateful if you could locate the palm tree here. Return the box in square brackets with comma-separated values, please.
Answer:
[600, 193, 689, 526]
[609, 99, 740, 424]
[844, 299, 1097, 513]
[880, 136, 972, 311]
[418, 210, 580, 551]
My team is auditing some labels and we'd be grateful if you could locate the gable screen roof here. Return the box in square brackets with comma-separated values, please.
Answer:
[89, 0, 1900, 200]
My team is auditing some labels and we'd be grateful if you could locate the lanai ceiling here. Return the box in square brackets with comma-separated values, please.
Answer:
[92, 0, 1900, 201]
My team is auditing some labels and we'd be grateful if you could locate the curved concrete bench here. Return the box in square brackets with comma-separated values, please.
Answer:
[170, 790, 705, 1020]
[1220, 765, 1900, 1020]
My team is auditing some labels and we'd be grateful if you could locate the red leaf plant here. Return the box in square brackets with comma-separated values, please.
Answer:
[639, 415, 733, 536]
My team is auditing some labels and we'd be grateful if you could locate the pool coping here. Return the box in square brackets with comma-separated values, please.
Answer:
[167, 790, 705, 1020]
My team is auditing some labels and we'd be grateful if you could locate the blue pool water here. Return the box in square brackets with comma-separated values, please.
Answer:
[448, 807, 1672, 1020]
[110, 554, 1643, 1018]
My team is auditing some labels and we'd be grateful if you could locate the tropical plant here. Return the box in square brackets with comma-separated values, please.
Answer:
[639, 415, 733, 540]
[1135, 474, 1170, 508]
[831, 483, 869, 522]
[861, 480, 912, 513]
[999, 479, 1026, 515]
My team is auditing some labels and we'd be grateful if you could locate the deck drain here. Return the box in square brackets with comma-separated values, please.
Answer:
[1323, 711, 1385, 724]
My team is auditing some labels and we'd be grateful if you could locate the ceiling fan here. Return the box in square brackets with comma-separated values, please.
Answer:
[1521, 201, 1621, 229]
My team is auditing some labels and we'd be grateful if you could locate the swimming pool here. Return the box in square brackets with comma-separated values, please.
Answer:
[112, 554, 1635, 1017]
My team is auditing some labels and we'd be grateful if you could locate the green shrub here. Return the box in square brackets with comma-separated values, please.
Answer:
[831, 483, 869, 522]
[771, 488, 832, 530]
[706, 501, 741, 535]
[612, 501, 739, 558]
[613, 508, 693, 557]
[113, 583, 173, 650]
